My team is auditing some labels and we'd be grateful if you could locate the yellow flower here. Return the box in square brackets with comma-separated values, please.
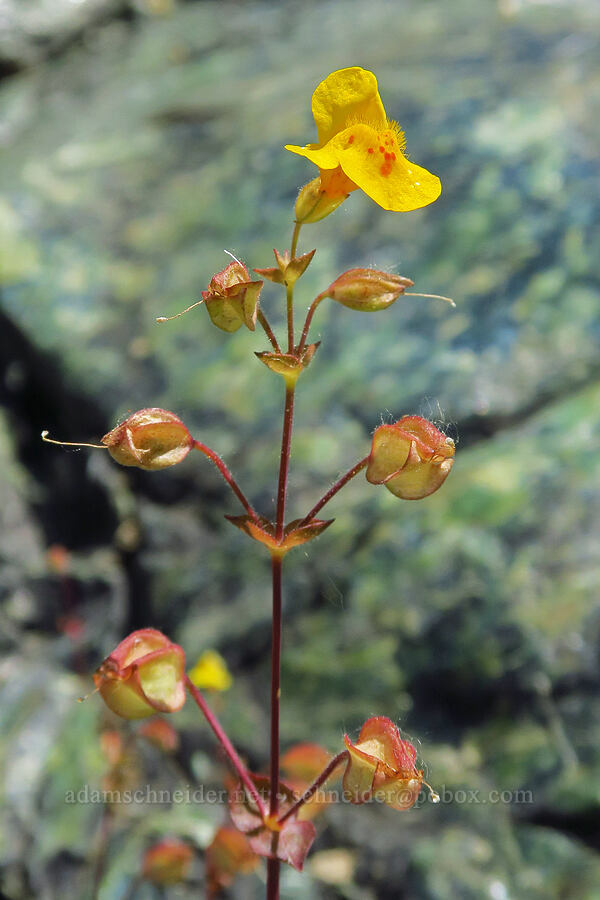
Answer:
[286, 67, 441, 212]
[188, 650, 233, 692]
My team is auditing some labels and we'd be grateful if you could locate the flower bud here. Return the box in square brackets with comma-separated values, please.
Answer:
[295, 176, 347, 224]
[142, 839, 193, 885]
[325, 268, 413, 312]
[102, 408, 193, 471]
[202, 260, 262, 332]
[343, 716, 423, 810]
[366, 415, 454, 500]
[94, 628, 186, 719]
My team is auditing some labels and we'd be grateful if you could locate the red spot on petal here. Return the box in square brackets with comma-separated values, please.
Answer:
[380, 161, 393, 177]
[391, 153, 396, 161]
[384, 152, 392, 161]
[379, 146, 385, 153]
[367, 147, 374, 154]
[348, 134, 354, 144]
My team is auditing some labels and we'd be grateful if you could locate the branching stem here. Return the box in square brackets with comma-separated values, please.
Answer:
[298, 293, 326, 354]
[278, 751, 348, 825]
[298, 456, 369, 526]
[193, 441, 259, 521]
[186, 677, 266, 818]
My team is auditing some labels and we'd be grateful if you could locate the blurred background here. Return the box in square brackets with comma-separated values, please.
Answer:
[1, 0, 600, 897]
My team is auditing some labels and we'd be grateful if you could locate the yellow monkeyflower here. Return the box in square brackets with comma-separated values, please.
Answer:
[188, 650, 233, 692]
[286, 67, 441, 212]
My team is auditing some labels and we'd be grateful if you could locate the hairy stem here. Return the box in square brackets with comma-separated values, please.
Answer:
[297, 293, 326, 354]
[275, 388, 295, 540]
[185, 678, 266, 818]
[278, 751, 348, 825]
[290, 222, 301, 260]
[258, 309, 282, 352]
[193, 441, 259, 521]
[298, 456, 369, 526]
[269, 555, 283, 821]
[286, 284, 295, 353]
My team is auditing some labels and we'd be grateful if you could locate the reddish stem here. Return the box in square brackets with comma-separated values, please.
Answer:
[278, 751, 348, 825]
[298, 456, 369, 527]
[193, 440, 259, 521]
[185, 677, 266, 818]
[297, 293, 326, 354]
[266, 383, 296, 900]
[258, 309, 281, 352]
[269, 555, 283, 821]
[275, 387, 295, 542]
[285, 285, 295, 354]
[266, 859, 280, 898]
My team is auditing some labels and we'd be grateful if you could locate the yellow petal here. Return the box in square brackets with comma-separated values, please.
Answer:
[189, 650, 233, 691]
[330, 124, 441, 212]
[285, 141, 340, 170]
[310, 67, 387, 144]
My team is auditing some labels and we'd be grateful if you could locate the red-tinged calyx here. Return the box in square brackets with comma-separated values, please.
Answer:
[255, 342, 320, 387]
[255, 247, 316, 286]
[93, 628, 186, 719]
[225, 514, 334, 558]
[102, 408, 193, 471]
[343, 716, 424, 810]
[326, 268, 414, 312]
[366, 415, 455, 500]
[229, 775, 316, 871]
[202, 260, 263, 333]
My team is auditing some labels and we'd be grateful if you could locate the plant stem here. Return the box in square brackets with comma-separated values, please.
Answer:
[290, 222, 301, 260]
[193, 441, 259, 522]
[266, 859, 280, 899]
[298, 456, 369, 526]
[267, 382, 296, 899]
[297, 293, 326, 354]
[286, 284, 295, 353]
[278, 751, 348, 825]
[275, 387, 295, 541]
[258, 309, 281, 352]
[269, 554, 283, 821]
[185, 677, 266, 818]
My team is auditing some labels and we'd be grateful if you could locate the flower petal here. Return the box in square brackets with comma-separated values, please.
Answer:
[284, 141, 340, 170]
[328, 125, 441, 211]
[310, 67, 387, 144]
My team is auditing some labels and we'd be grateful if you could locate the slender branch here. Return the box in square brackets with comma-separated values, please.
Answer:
[278, 751, 348, 825]
[185, 677, 266, 818]
[298, 456, 369, 527]
[193, 441, 259, 521]
[258, 309, 281, 352]
[297, 293, 326, 354]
